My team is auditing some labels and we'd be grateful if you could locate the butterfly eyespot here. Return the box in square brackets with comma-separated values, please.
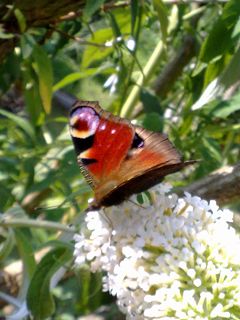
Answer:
[70, 106, 99, 138]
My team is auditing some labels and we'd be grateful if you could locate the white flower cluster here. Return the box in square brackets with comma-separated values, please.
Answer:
[74, 184, 240, 319]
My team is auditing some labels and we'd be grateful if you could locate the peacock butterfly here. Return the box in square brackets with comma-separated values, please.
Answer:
[69, 100, 194, 209]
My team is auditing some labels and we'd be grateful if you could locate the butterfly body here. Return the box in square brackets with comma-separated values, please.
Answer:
[70, 101, 193, 208]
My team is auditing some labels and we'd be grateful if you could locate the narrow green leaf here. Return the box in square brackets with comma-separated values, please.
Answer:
[76, 266, 91, 310]
[0, 109, 36, 141]
[108, 12, 122, 39]
[53, 69, 98, 91]
[83, 0, 106, 19]
[22, 63, 44, 125]
[0, 25, 14, 39]
[0, 225, 14, 261]
[27, 247, 72, 320]
[33, 45, 53, 114]
[131, 0, 138, 36]
[14, 8, 26, 33]
[153, 0, 169, 41]
[202, 137, 222, 163]
[211, 90, 240, 118]
[14, 229, 36, 281]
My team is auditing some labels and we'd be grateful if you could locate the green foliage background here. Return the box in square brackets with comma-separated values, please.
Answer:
[0, 0, 240, 319]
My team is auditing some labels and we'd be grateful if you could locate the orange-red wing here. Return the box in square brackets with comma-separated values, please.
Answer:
[69, 101, 134, 188]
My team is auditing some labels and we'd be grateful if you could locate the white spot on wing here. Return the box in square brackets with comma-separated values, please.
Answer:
[100, 124, 106, 131]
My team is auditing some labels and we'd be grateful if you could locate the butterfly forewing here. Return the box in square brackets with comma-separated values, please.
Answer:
[70, 101, 134, 190]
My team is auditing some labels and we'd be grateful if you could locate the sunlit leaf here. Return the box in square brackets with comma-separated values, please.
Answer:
[82, 28, 114, 68]
[53, 69, 98, 91]
[14, 8, 26, 33]
[33, 45, 53, 114]
[192, 46, 240, 110]
[153, 0, 168, 41]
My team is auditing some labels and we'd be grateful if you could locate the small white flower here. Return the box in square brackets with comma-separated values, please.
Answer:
[74, 184, 240, 319]
[103, 73, 118, 94]
[126, 37, 136, 51]
[105, 40, 113, 47]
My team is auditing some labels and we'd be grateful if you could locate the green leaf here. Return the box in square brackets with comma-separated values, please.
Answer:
[14, 8, 26, 33]
[232, 18, 240, 39]
[20, 34, 36, 59]
[140, 89, 163, 114]
[200, 0, 240, 62]
[153, 0, 169, 41]
[53, 69, 98, 91]
[192, 46, 240, 110]
[0, 223, 14, 261]
[202, 137, 222, 163]
[0, 109, 36, 141]
[108, 12, 122, 39]
[83, 0, 106, 19]
[15, 229, 36, 277]
[82, 28, 114, 68]
[131, 0, 138, 36]
[219, 45, 240, 91]
[211, 90, 240, 118]
[0, 24, 14, 39]
[203, 57, 224, 88]
[33, 45, 53, 114]
[22, 63, 45, 125]
[27, 247, 72, 320]
[142, 112, 163, 132]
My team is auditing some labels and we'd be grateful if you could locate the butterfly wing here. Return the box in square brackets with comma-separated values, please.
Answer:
[70, 101, 191, 207]
[69, 100, 134, 190]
